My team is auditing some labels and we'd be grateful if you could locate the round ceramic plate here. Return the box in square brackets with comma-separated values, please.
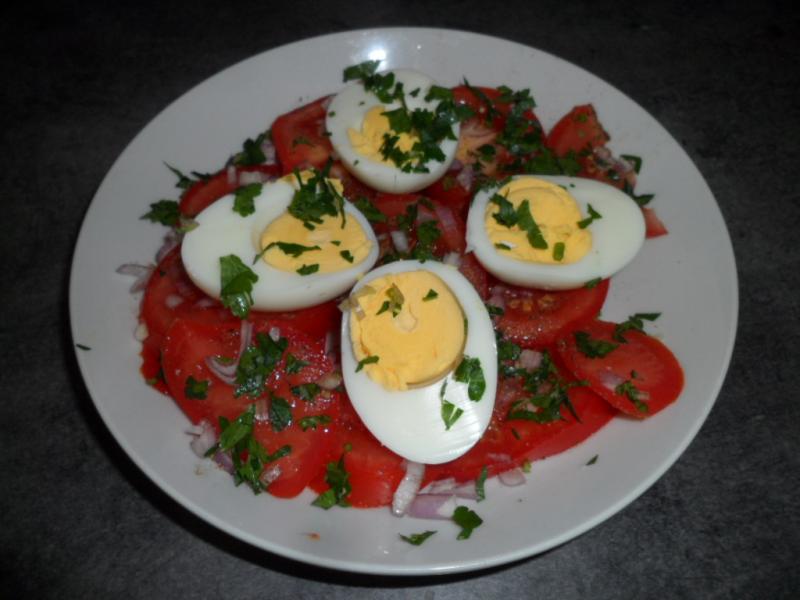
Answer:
[69, 28, 737, 575]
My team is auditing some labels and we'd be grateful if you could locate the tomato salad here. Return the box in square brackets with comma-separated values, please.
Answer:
[131, 65, 682, 538]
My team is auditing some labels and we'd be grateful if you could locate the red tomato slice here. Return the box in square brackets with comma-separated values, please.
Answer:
[643, 206, 669, 238]
[546, 104, 610, 156]
[494, 279, 610, 349]
[423, 171, 472, 217]
[458, 252, 490, 299]
[179, 165, 281, 217]
[556, 320, 684, 418]
[424, 363, 615, 484]
[271, 96, 333, 174]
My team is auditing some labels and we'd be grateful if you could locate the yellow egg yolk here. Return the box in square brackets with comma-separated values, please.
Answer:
[485, 177, 592, 264]
[349, 271, 466, 391]
[347, 106, 418, 165]
[259, 172, 372, 273]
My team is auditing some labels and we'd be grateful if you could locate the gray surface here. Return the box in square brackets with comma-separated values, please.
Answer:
[2, 1, 799, 598]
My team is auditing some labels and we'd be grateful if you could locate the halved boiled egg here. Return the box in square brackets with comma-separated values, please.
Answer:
[466, 175, 646, 290]
[181, 176, 379, 311]
[326, 69, 460, 194]
[340, 260, 497, 465]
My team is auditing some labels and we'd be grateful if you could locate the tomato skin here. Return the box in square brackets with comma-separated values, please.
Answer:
[556, 320, 684, 418]
[179, 164, 281, 217]
[546, 104, 610, 156]
[458, 252, 490, 299]
[422, 171, 472, 217]
[271, 95, 333, 174]
[494, 279, 610, 349]
[643, 206, 669, 238]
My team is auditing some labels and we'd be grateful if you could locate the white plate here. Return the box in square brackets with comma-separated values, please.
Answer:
[69, 28, 737, 575]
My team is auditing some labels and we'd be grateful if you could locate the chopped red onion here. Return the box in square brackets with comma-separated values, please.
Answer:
[407, 494, 458, 520]
[261, 139, 277, 165]
[188, 420, 217, 457]
[324, 331, 335, 356]
[443, 252, 462, 268]
[390, 230, 409, 253]
[419, 477, 457, 494]
[155, 230, 182, 263]
[450, 159, 463, 171]
[455, 164, 474, 190]
[518, 349, 542, 370]
[392, 461, 425, 516]
[498, 467, 526, 487]
[487, 452, 512, 465]
[259, 464, 282, 487]
[204, 320, 252, 384]
[213, 450, 234, 474]
[116, 263, 154, 293]
[238, 170, 266, 186]
[418, 477, 478, 500]
[453, 481, 480, 500]
[600, 370, 625, 391]
[317, 372, 342, 390]
[254, 397, 269, 423]
[165, 294, 184, 309]
[268, 326, 281, 342]
[226, 165, 237, 186]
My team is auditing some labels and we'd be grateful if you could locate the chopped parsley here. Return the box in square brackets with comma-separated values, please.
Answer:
[184, 376, 209, 400]
[454, 356, 486, 401]
[312, 453, 351, 509]
[376, 283, 404, 317]
[207, 405, 291, 494]
[234, 332, 287, 398]
[505, 350, 581, 423]
[440, 379, 463, 430]
[291, 382, 321, 402]
[516, 200, 548, 249]
[399, 531, 437, 546]
[219, 255, 259, 319]
[232, 183, 262, 217]
[141, 199, 180, 227]
[613, 312, 661, 342]
[574, 331, 618, 358]
[495, 242, 513, 251]
[586, 454, 599, 466]
[268, 394, 292, 432]
[356, 355, 379, 372]
[576, 203, 602, 229]
[553, 242, 565, 261]
[584, 277, 602, 289]
[340, 249, 354, 263]
[263, 241, 321, 258]
[412, 219, 442, 262]
[490, 193, 517, 227]
[285, 353, 309, 374]
[485, 303, 505, 317]
[232, 132, 268, 166]
[296, 264, 320, 276]
[615, 373, 649, 413]
[422, 289, 438, 301]
[299, 414, 332, 431]
[288, 163, 346, 230]
[476, 466, 488, 502]
[620, 154, 643, 174]
[353, 196, 387, 223]
[452, 506, 483, 540]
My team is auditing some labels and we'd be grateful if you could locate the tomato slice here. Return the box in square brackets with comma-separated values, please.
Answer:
[179, 165, 281, 217]
[423, 170, 472, 217]
[271, 96, 333, 174]
[556, 319, 684, 418]
[458, 252, 490, 299]
[424, 363, 615, 484]
[546, 104, 610, 156]
[643, 206, 669, 238]
[494, 279, 610, 349]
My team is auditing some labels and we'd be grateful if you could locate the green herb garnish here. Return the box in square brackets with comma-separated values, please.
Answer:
[234, 332, 287, 398]
[399, 531, 437, 546]
[476, 466, 488, 502]
[553, 242, 565, 261]
[219, 255, 259, 319]
[291, 383, 321, 402]
[423, 289, 438, 301]
[576, 203, 602, 229]
[312, 453, 351, 509]
[184, 376, 209, 399]
[454, 356, 486, 401]
[340, 249, 354, 263]
[613, 312, 661, 342]
[268, 394, 292, 432]
[574, 331, 618, 358]
[296, 264, 320, 276]
[356, 355, 379, 372]
[232, 183, 262, 217]
[299, 414, 332, 431]
[452, 506, 483, 540]
[141, 199, 180, 227]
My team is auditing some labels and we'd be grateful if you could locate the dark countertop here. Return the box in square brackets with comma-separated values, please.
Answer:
[3, 1, 798, 598]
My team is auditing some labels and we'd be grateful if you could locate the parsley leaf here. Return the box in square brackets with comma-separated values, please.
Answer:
[452, 506, 483, 540]
[232, 183, 262, 217]
[576, 203, 602, 229]
[586, 454, 599, 466]
[505, 350, 581, 423]
[423, 289, 438, 301]
[268, 394, 292, 432]
[454, 356, 486, 401]
[353, 196, 387, 223]
[476, 466, 488, 502]
[441, 400, 464, 431]
[574, 331, 618, 358]
[235, 332, 287, 398]
[184, 376, 209, 400]
[613, 313, 661, 342]
[356, 355, 379, 372]
[516, 200, 548, 249]
[285, 353, 309, 374]
[296, 264, 320, 276]
[584, 277, 602, 289]
[265, 241, 321, 257]
[141, 200, 180, 227]
[291, 383, 320, 402]
[299, 414, 332, 431]
[615, 373, 649, 413]
[219, 255, 259, 319]
[553, 242, 565, 261]
[376, 283, 404, 317]
[288, 164, 346, 230]
[312, 453, 351, 509]
[490, 193, 518, 227]
[340, 249, 354, 263]
[400, 531, 437, 546]
[233, 133, 268, 166]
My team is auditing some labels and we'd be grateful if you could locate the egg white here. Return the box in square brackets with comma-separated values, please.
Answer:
[340, 260, 497, 465]
[326, 69, 460, 194]
[466, 176, 646, 290]
[181, 179, 379, 311]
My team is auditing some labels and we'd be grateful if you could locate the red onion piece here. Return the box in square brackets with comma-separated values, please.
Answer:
[455, 165, 474, 190]
[259, 464, 281, 487]
[452, 481, 480, 500]
[226, 165, 237, 186]
[390, 230, 409, 253]
[450, 158, 464, 171]
[188, 420, 217, 457]
[498, 467, 526, 487]
[443, 252, 462, 268]
[155, 230, 182, 264]
[254, 397, 269, 423]
[392, 461, 425, 516]
[599, 370, 625, 391]
[518, 349, 542, 370]
[317, 372, 342, 390]
[204, 320, 252, 384]
[116, 263, 154, 293]
[213, 450, 234, 474]
[418, 478, 479, 500]
[261, 139, 277, 165]
[194, 297, 216, 309]
[419, 477, 457, 494]
[487, 452, 512, 465]
[268, 326, 281, 342]
[407, 494, 458, 520]
[238, 170, 266, 186]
